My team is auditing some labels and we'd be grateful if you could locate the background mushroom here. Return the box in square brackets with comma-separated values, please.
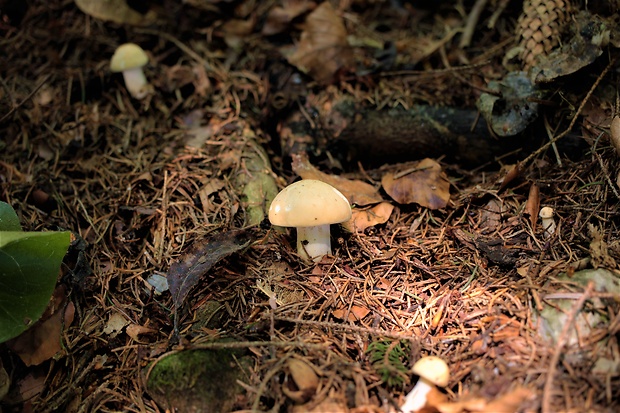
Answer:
[110, 43, 150, 99]
[268, 179, 352, 262]
[539, 206, 556, 239]
[400, 356, 449, 412]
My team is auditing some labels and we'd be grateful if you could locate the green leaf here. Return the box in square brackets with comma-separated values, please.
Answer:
[0, 202, 22, 232]
[0, 231, 71, 343]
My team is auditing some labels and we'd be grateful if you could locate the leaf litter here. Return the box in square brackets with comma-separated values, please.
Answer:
[2, 1, 620, 412]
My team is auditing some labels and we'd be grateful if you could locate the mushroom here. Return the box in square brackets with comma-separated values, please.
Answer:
[400, 356, 449, 413]
[539, 206, 556, 239]
[268, 179, 351, 262]
[110, 43, 150, 99]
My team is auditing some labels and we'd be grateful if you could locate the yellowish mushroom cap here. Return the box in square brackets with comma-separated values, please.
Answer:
[412, 356, 449, 387]
[268, 180, 351, 228]
[110, 43, 148, 72]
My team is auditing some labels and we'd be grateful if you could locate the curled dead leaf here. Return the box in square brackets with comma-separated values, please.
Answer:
[126, 324, 157, 341]
[344, 202, 394, 232]
[291, 153, 382, 206]
[381, 159, 450, 209]
[283, 358, 319, 404]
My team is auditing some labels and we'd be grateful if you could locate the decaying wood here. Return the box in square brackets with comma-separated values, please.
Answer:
[277, 93, 525, 167]
[278, 95, 586, 167]
[323, 99, 511, 166]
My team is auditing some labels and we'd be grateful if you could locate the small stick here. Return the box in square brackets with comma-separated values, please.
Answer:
[459, 0, 488, 48]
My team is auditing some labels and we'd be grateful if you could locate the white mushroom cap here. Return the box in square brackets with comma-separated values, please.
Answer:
[412, 356, 449, 387]
[539, 206, 554, 220]
[269, 180, 351, 228]
[110, 43, 148, 72]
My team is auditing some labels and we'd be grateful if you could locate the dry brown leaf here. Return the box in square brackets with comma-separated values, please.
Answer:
[516, 265, 529, 277]
[435, 387, 535, 413]
[498, 162, 523, 192]
[198, 179, 226, 214]
[381, 159, 450, 209]
[75, 0, 157, 26]
[263, 0, 317, 35]
[524, 183, 540, 230]
[344, 202, 394, 232]
[103, 312, 129, 337]
[291, 153, 382, 206]
[283, 358, 319, 404]
[6, 286, 75, 366]
[16, 369, 47, 402]
[168, 229, 256, 336]
[285, 2, 353, 84]
[332, 305, 370, 322]
[479, 198, 504, 232]
[126, 324, 158, 341]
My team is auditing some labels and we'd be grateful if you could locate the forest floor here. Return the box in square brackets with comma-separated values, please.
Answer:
[1, 0, 620, 412]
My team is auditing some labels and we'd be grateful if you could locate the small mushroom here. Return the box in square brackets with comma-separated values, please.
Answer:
[268, 179, 352, 262]
[400, 356, 449, 413]
[539, 206, 556, 239]
[110, 43, 150, 99]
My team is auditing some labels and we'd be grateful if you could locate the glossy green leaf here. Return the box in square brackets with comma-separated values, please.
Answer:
[0, 202, 21, 232]
[0, 231, 70, 343]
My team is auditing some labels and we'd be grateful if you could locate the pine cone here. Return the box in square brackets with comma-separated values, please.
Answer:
[516, 0, 572, 68]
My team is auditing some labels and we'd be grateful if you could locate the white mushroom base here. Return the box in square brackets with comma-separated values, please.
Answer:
[400, 379, 433, 413]
[122, 68, 149, 99]
[297, 224, 331, 262]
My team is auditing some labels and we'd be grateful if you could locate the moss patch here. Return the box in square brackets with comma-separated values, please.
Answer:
[146, 348, 249, 413]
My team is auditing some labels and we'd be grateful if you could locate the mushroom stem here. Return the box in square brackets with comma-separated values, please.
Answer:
[297, 224, 331, 262]
[400, 378, 433, 413]
[122, 67, 148, 99]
